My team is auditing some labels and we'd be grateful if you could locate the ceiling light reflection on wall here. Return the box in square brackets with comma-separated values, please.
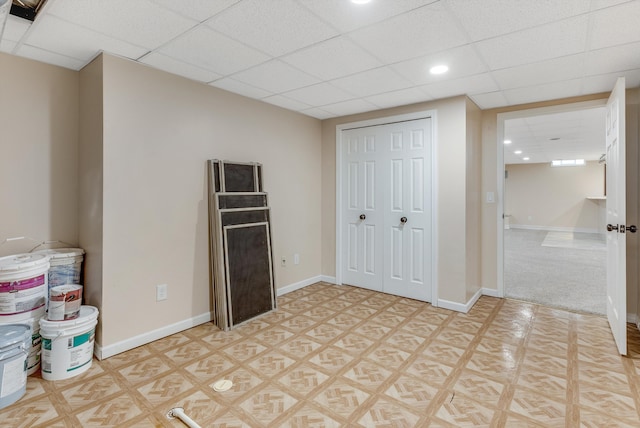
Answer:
[429, 65, 448, 75]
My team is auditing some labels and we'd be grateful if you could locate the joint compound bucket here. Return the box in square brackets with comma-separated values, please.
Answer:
[0, 306, 45, 376]
[0, 254, 49, 318]
[48, 284, 83, 321]
[33, 248, 84, 290]
[39, 306, 98, 381]
[0, 324, 31, 410]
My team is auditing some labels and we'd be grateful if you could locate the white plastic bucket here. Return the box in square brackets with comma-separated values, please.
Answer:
[33, 248, 84, 289]
[48, 284, 83, 321]
[0, 306, 45, 376]
[0, 254, 49, 318]
[0, 324, 31, 410]
[39, 306, 98, 381]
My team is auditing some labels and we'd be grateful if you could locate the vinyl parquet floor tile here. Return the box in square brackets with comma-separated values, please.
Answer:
[2, 283, 640, 427]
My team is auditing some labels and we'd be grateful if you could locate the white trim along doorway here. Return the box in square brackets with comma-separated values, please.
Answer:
[335, 110, 438, 304]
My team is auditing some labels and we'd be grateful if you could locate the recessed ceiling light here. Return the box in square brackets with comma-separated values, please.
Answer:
[429, 65, 449, 75]
[504, 140, 512, 145]
[351, 0, 372, 4]
[514, 150, 522, 154]
[523, 157, 530, 161]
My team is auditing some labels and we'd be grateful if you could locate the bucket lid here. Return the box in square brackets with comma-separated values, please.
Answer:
[33, 248, 85, 259]
[40, 306, 98, 329]
[0, 324, 31, 348]
[0, 253, 50, 272]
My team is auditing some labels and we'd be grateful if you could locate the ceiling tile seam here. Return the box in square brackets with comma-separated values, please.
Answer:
[210, 77, 277, 100]
[147, 0, 240, 26]
[503, 75, 587, 106]
[201, 7, 339, 60]
[15, 42, 88, 69]
[42, 9, 199, 54]
[439, 1, 500, 96]
[227, 58, 322, 90]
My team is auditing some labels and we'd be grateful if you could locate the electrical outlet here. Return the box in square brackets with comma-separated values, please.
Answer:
[281, 257, 286, 267]
[294, 253, 300, 265]
[156, 284, 168, 301]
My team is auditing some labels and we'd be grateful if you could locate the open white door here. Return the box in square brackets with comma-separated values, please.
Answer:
[605, 77, 626, 355]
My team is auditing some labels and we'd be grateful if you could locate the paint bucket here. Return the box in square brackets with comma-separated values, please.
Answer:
[0, 254, 49, 319]
[48, 284, 83, 321]
[0, 305, 46, 376]
[32, 248, 84, 290]
[0, 324, 31, 410]
[39, 306, 98, 381]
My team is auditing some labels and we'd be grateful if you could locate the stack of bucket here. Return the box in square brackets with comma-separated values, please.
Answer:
[0, 253, 50, 409]
[32, 248, 98, 381]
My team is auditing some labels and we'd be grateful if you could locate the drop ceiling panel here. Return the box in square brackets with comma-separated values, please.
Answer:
[588, 1, 640, 50]
[158, 26, 269, 76]
[139, 52, 221, 83]
[283, 82, 354, 106]
[16, 44, 85, 69]
[206, 0, 337, 57]
[47, 0, 198, 50]
[391, 45, 488, 85]
[300, 108, 333, 120]
[209, 77, 273, 99]
[3, 16, 31, 42]
[330, 67, 413, 98]
[468, 91, 509, 109]
[298, 0, 438, 33]
[365, 87, 433, 110]
[262, 95, 311, 111]
[149, 0, 240, 22]
[348, 3, 468, 63]
[281, 36, 382, 81]
[476, 16, 588, 70]
[581, 71, 640, 95]
[492, 54, 586, 91]
[320, 99, 379, 117]
[25, 15, 147, 63]
[584, 42, 640, 76]
[503, 79, 583, 106]
[0, 40, 17, 53]
[446, 0, 589, 42]
[421, 73, 499, 100]
[230, 60, 319, 94]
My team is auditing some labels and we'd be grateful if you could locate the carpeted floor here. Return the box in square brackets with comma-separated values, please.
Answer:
[504, 229, 606, 315]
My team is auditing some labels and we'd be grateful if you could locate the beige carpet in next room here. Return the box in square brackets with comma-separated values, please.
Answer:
[1, 282, 640, 427]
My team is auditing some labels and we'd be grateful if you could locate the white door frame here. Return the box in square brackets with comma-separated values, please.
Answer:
[496, 99, 607, 297]
[336, 110, 438, 304]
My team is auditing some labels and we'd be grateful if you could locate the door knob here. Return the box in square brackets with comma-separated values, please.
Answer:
[607, 224, 618, 232]
[400, 217, 407, 224]
[627, 225, 637, 233]
[359, 214, 366, 220]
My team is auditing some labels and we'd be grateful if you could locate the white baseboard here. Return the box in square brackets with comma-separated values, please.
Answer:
[95, 311, 213, 360]
[277, 275, 323, 296]
[320, 275, 337, 284]
[95, 275, 330, 360]
[628, 313, 638, 324]
[438, 288, 482, 314]
[510, 224, 599, 234]
[481, 287, 500, 298]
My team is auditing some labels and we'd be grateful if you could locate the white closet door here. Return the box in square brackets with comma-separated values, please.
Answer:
[382, 120, 432, 302]
[341, 118, 432, 302]
[341, 128, 384, 292]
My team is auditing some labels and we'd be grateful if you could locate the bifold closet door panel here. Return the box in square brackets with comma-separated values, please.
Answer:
[224, 223, 274, 326]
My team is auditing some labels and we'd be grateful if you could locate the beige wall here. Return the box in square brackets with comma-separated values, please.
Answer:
[0, 52, 79, 256]
[466, 99, 482, 301]
[78, 55, 104, 343]
[321, 96, 473, 305]
[505, 161, 605, 231]
[97, 55, 322, 347]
